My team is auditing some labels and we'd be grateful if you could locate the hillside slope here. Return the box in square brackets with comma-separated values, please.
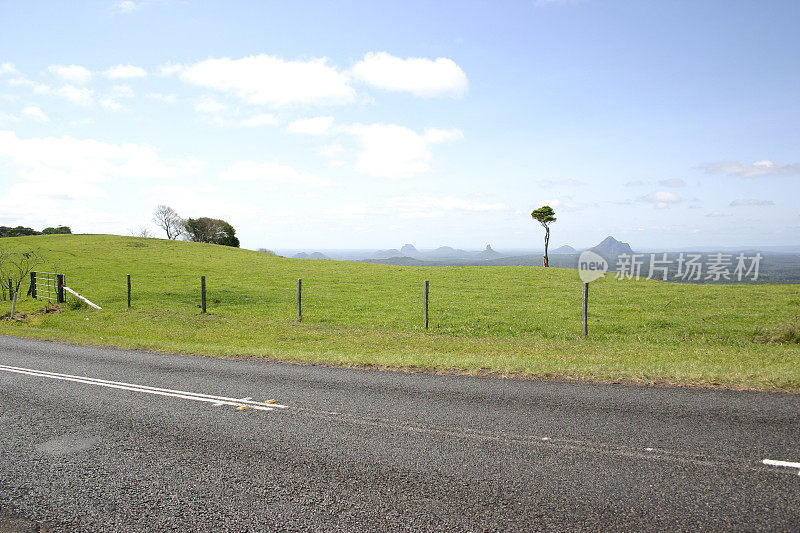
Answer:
[0, 234, 798, 390]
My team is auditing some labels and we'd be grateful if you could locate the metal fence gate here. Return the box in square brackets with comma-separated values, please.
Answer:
[30, 272, 65, 303]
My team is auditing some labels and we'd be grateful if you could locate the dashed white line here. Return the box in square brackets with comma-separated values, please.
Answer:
[763, 459, 800, 475]
[0, 364, 287, 412]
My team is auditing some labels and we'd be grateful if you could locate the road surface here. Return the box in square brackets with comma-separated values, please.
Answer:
[0, 336, 798, 531]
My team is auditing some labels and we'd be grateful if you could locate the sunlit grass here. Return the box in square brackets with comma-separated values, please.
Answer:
[1, 234, 798, 391]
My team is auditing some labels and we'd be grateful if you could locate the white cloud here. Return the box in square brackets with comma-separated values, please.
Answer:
[729, 199, 774, 207]
[100, 84, 135, 110]
[0, 112, 19, 126]
[325, 195, 505, 220]
[704, 159, 800, 178]
[318, 143, 347, 167]
[624, 180, 644, 187]
[342, 123, 463, 179]
[658, 178, 686, 187]
[137, 182, 261, 224]
[423, 127, 464, 143]
[286, 116, 334, 135]
[325, 203, 385, 220]
[8, 78, 51, 94]
[389, 196, 506, 218]
[194, 96, 228, 113]
[104, 64, 147, 79]
[319, 143, 345, 158]
[158, 62, 183, 76]
[48, 64, 92, 85]
[0, 130, 203, 202]
[22, 106, 49, 122]
[180, 54, 354, 107]
[238, 113, 278, 127]
[0, 63, 19, 76]
[100, 99, 123, 111]
[533, 198, 582, 211]
[56, 85, 94, 106]
[640, 191, 682, 208]
[117, 0, 140, 13]
[705, 211, 730, 217]
[350, 52, 468, 98]
[219, 161, 332, 187]
[112, 84, 134, 98]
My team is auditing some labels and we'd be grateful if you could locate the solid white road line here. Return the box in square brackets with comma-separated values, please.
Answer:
[762, 459, 800, 475]
[0, 364, 287, 412]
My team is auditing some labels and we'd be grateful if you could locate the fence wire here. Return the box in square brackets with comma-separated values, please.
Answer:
[41, 270, 798, 343]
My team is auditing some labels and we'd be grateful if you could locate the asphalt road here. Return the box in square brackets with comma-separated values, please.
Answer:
[0, 336, 798, 531]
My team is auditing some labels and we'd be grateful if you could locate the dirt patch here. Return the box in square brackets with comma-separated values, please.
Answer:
[1, 304, 61, 322]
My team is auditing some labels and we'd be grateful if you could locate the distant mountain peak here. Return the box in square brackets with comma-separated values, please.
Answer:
[551, 245, 577, 254]
[293, 251, 329, 260]
[589, 236, 633, 259]
[373, 248, 402, 259]
[478, 244, 501, 259]
[400, 244, 419, 256]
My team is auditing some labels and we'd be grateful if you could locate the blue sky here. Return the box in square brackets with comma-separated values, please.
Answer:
[1, 0, 798, 250]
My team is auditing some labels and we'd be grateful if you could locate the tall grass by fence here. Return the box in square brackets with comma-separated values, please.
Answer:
[46, 269, 797, 344]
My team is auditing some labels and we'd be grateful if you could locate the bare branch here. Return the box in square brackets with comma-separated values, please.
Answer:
[152, 205, 184, 240]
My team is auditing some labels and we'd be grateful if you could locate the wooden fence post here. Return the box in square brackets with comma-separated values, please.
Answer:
[581, 282, 589, 338]
[56, 274, 65, 303]
[296, 278, 302, 322]
[126, 274, 131, 308]
[30, 272, 36, 299]
[423, 280, 429, 330]
[201, 276, 206, 313]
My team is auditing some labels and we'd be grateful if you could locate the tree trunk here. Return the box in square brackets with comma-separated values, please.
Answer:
[543, 226, 550, 267]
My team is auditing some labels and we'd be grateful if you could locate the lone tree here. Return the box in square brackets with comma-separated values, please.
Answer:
[153, 205, 184, 240]
[183, 217, 240, 247]
[531, 205, 557, 267]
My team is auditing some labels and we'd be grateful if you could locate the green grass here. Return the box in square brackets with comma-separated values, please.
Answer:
[1, 234, 798, 391]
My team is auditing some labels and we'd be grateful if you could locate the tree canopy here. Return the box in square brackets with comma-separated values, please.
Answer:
[530, 206, 556, 227]
[0, 226, 40, 237]
[183, 217, 240, 247]
[1, 225, 71, 237]
[42, 226, 72, 235]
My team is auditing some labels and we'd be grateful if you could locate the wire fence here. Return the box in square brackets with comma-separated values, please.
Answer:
[41, 270, 799, 342]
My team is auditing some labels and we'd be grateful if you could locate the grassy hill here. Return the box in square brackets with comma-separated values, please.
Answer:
[1, 234, 798, 391]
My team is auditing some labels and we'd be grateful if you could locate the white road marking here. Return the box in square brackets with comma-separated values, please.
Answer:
[763, 459, 800, 475]
[0, 364, 287, 412]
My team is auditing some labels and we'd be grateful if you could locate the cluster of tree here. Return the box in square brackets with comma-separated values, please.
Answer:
[43, 226, 72, 234]
[152, 206, 239, 248]
[0, 226, 71, 238]
[183, 217, 240, 247]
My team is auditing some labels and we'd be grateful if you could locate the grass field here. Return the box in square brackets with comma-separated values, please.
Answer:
[1, 234, 798, 391]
